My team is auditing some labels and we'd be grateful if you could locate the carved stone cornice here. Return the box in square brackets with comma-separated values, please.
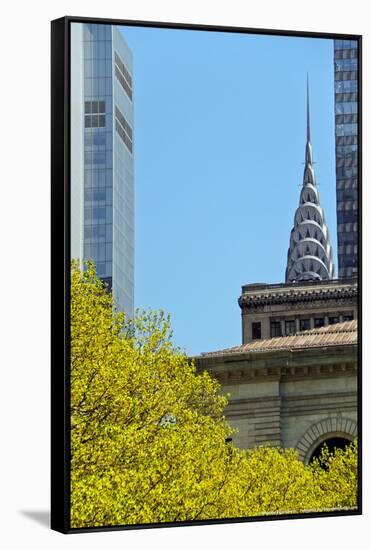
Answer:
[239, 280, 357, 311]
[198, 357, 357, 385]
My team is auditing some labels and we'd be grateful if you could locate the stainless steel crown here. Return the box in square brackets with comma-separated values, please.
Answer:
[285, 77, 335, 282]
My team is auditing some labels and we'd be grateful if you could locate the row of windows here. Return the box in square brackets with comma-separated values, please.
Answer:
[338, 231, 357, 245]
[336, 166, 357, 179]
[83, 24, 111, 42]
[337, 200, 358, 211]
[85, 187, 113, 205]
[336, 135, 357, 146]
[84, 150, 112, 166]
[335, 101, 357, 115]
[336, 155, 357, 168]
[334, 48, 358, 59]
[115, 106, 133, 139]
[85, 100, 105, 114]
[338, 255, 358, 268]
[115, 106, 133, 153]
[114, 66, 132, 101]
[337, 188, 357, 202]
[84, 59, 112, 79]
[335, 80, 357, 93]
[338, 244, 357, 255]
[114, 52, 132, 87]
[252, 313, 354, 340]
[335, 92, 357, 103]
[115, 121, 133, 153]
[114, 52, 132, 100]
[339, 266, 358, 278]
[334, 40, 358, 50]
[335, 59, 358, 71]
[84, 168, 112, 188]
[335, 114, 357, 125]
[336, 144, 357, 156]
[84, 77, 113, 98]
[337, 211, 358, 224]
[335, 123, 358, 137]
[84, 206, 113, 224]
[336, 178, 357, 190]
[338, 222, 358, 233]
[84, 223, 112, 242]
[85, 132, 108, 148]
[85, 114, 106, 128]
[84, 243, 113, 262]
[84, 40, 112, 62]
[96, 261, 112, 279]
[335, 70, 357, 81]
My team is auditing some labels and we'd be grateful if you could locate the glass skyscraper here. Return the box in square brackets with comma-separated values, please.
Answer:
[334, 39, 358, 279]
[71, 23, 134, 316]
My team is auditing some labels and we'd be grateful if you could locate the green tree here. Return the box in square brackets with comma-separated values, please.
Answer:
[238, 446, 320, 515]
[70, 261, 358, 527]
[310, 439, 358, 509]
[71, 261, 243, 527]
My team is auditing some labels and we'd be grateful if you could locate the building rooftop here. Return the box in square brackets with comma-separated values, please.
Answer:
[241, 277, 357, 293]
[239, 278, 357, 310]
[199, 320, 357, 358]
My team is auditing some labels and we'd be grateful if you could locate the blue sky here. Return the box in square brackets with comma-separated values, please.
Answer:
[119, 26, 337, 356]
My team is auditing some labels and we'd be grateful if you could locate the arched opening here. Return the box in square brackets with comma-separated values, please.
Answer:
[309, 436, 351, 464]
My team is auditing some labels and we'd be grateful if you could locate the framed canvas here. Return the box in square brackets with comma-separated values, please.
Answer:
[51, 16, 362, 533]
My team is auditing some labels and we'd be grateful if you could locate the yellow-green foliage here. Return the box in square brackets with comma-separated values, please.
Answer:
[310, 440, 358, 509]
[70, 261, 358, 528]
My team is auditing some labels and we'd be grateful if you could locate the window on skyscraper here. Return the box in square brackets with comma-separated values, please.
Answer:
[114, 51, 133, 100]
[85, 100, 106, 127]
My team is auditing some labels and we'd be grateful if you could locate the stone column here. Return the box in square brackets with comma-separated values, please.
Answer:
[295, 318, 300, 333]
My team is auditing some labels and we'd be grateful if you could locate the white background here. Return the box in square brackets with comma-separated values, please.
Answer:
[0, 0, 369, 548]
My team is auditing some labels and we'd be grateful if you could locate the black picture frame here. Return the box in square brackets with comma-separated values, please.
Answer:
[51, 15, 362, 534]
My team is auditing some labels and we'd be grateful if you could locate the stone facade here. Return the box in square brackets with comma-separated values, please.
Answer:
[198, 87, 360, 462]
[195, 321, 358, 463]
[239, 278, 357, 344]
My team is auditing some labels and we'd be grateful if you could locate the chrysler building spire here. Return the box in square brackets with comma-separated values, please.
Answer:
[285, 79, 335, 283]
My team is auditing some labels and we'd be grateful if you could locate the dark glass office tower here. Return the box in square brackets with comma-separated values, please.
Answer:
[334, 39, 358, 279]
[71, 23, 134, 316]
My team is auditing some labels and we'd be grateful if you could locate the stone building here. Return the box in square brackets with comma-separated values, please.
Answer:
[195, 320, 357, 463]
[240, 278, 357, 344]
[195, 83, 358, 462]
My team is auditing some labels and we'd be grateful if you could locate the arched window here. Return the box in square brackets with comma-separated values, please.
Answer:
[309, 436, 351, 464]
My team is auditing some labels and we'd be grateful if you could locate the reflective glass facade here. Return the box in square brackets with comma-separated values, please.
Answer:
[334, 39, 358, 279]
[71, 24, 134, 317]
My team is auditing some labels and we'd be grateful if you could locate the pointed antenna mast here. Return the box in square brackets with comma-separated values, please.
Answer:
[307, 73, 311, 142]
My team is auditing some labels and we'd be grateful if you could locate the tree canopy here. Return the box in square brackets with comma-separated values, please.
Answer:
[70, 261, 358, 528]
